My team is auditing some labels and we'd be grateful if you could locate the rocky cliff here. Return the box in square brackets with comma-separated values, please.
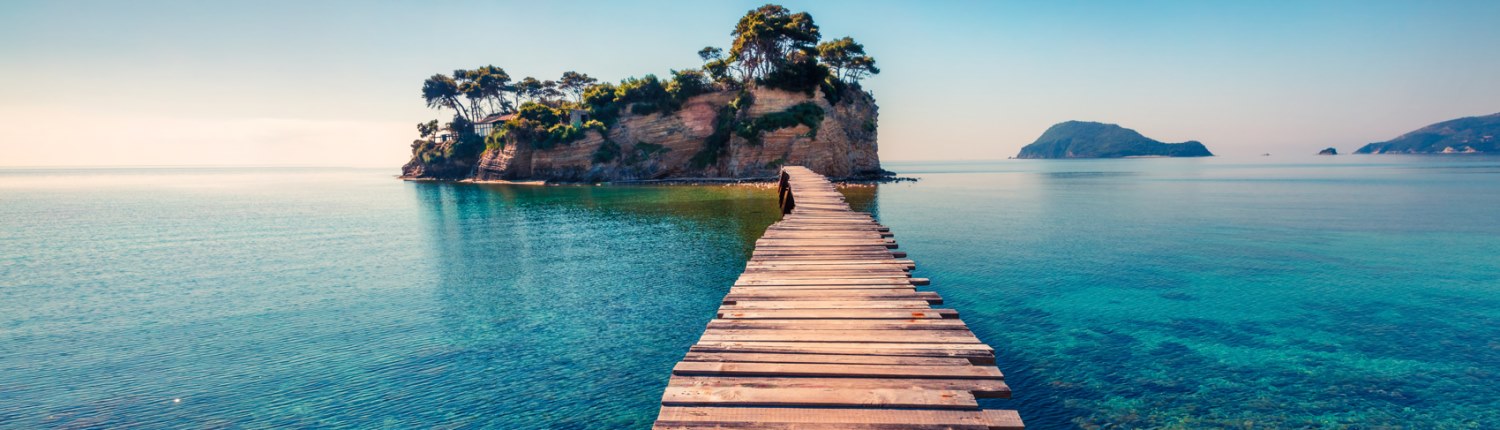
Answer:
[1354, 112, 1500, 154]
[1015, 121, 1213, 159]
[402, 86, 881, 182]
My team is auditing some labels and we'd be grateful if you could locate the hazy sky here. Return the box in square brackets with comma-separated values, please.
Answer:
[2, 0, 1498, 167]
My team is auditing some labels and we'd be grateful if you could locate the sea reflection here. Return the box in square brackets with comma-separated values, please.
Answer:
[402, 181, 802, 427]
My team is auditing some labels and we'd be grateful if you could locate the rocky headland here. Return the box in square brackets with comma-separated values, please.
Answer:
[1355, 112, 1499, 154]
[1016, 121, 1213, 159]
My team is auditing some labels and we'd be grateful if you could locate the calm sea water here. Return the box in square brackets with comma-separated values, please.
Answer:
[1, 156, 1496, 429]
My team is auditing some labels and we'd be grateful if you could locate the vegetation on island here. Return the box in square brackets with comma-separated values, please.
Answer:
[1354, 112, 1500, 154]
[1016, 121, 1213, 159]
[410, 4, 879, 168]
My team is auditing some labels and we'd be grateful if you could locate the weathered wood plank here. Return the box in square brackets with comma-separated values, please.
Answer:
[672, 362, 1003, 379]
[681, 352, 973, 365]
[688, 343, 995, 363]
[718, 309, 959, 319]
[705, 319, 968, 331]
[719, 300, 933, 310]
[662, 386, 978, 409]
[668, 376, 1010, 397]
[656, 407, 1022, 429]
[699, 329, 982, 344]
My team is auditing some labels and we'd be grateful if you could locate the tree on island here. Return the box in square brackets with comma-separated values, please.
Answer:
[513, 77, 543, 107]
[416, 119, 440, 138]
[422, 74, 469, 121]
[817, 37, 879, 83]
[729, 4, 820, 82]
[558, 72, 598, 103]
[414, 3, 878, 143]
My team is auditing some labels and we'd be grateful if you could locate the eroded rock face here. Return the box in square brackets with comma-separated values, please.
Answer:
[403, 86, 880, 182]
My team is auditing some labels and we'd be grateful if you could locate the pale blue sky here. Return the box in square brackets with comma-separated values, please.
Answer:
[2, 0, 1497, 166]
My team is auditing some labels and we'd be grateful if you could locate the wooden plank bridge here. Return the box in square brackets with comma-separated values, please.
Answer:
[652, 166, 1023, 429]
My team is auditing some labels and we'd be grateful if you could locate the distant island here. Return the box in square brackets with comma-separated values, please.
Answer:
[401, 5, 886, 182]
[1355, 112, 1499, 154]
[1015, 121, 1213, 159]
[1319, 147, 1338, 155]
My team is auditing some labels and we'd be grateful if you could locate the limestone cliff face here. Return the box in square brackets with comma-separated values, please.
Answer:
[402, 86, 880, 182]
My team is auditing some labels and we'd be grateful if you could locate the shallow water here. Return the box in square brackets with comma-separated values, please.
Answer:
[1, 156, 1496, 428]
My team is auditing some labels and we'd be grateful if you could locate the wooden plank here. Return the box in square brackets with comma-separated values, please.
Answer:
[748, 259, 915, 265]
[734, 280, 916, 286]
[681, 352, 972, 365]
[698, 329, 982, 344]
[745, 264, 912, 272]
[661, 387, 978, 409]
[723, 292, 941, 304]
[719, 300, 932, 310]
[656, 407, 1022, 429]
[727, 288, 918, 295]
[672, 362, 1003, 379]
[717, 309, 960, 319]
[689, 342, 995, 364]
[668, 376, 1011, 398]
[737, 273, 912, 280]
[705, 319, 968, 331]
[654, 422, 991, 430]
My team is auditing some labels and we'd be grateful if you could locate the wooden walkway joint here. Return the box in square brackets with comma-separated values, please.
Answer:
[653, 166, 1023, 429]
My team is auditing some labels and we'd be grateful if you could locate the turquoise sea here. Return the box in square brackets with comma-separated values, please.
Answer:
[2, 156, 1497, 429]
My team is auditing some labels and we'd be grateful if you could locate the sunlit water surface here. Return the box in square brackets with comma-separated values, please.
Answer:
[1, 156, 1496, 429]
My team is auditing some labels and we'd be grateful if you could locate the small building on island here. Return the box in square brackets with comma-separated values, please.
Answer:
[568, 109, 589, 126]
[474, 113, 516, 137]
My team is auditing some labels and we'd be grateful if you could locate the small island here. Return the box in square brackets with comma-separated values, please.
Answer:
[1318, 147, 1338, 155]
[402, 5, 885, 182]
[1354, 112, 1499, 154]
[1015, 121, 1213, 159]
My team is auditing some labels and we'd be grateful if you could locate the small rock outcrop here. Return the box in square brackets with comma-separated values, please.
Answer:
[1355, 112, 1499, 154]
[1015, 121, 1212, 159]
[1318, 147, 1338, 155]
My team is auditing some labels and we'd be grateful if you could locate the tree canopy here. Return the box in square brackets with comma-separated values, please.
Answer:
[416, 4, 877, 138]
[817, 37, 879, 83]
[558, 71, 598, 102]
[729, 4, 821, 82]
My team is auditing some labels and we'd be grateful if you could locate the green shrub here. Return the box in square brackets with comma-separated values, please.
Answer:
[625, 141, 671, 165]
[501, 118, 545, 143]
[737, 102, 825, 145]
[484, 129, 508, 151]
[730, 90, 754, 111]
[617, 75, 669, 104]
[668, 69, 712, 102]
[543, 123, 587, 148]
[583, 83, 618, 107]
[583, 83, 622, 125]
[630, 102, 660, 116]
[820, 76, 847, 105]
[592, 139, 621, 164]
[758, 58, 830, 95]
[516, 102, 562, 125]
[447, 131, 485, 159]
